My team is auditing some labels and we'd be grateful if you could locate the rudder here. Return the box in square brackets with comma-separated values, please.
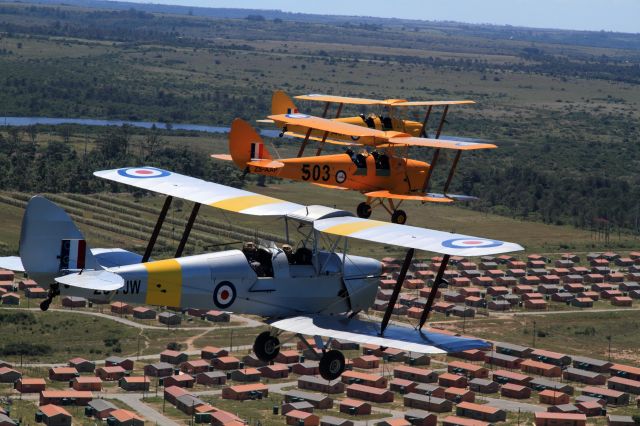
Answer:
[19, 196, 99, 285]
[271, 90, 298, 115]
[228, 118, 272, 169]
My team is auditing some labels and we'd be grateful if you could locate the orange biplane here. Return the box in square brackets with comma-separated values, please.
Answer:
[213, 117, 495, 224]
[263, 90, 475, 157]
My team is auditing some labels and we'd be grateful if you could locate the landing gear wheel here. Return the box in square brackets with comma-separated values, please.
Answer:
[319, 350, 345, 381]
[356, 202, 372, 219]
[253, 331, 280, 362]
[40, 299, 51, 312]
[391, 209, 407, 224]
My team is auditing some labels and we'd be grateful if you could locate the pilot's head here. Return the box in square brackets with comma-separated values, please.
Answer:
[282, 244, 292, 253]
[243, 241, 256, 252]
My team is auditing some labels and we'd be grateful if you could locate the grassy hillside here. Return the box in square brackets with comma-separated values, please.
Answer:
[0, 2, 639, 235]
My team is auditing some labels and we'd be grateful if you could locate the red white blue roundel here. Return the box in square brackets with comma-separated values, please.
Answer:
[285, 113, 310, 119]
[117, 167, 170, 179]
[213, 281, 236, 309]
[442, 238, 503, 249]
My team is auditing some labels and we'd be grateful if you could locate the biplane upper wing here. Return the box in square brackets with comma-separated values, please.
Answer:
[94, 167, 303, 216]
[95, 167, 523, 257]
[294, 94, 387, 105]
[270, 113, 493, 150]
[270, 315, 489, 354]
[294, 94, 476, 107]
[314, 215, 523, 257]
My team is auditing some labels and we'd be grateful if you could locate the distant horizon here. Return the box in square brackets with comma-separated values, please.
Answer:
[106, 0, 640, 34]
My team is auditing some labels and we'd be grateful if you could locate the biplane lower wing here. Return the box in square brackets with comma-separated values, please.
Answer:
[286, 132, 359, 146]
[365, 190, 454, 203]
[270, 315, 490, 354]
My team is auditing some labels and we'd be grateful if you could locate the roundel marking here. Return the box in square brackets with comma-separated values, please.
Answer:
[442, 238, 503, 249]
[213, 281, 236, 309]
[335, 170, 347, 184]
[350, 136, 360, 141]
[117, 167, 171, 179]
[285, 113, 310, 119]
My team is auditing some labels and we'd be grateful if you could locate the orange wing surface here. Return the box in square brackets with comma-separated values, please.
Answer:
[294, 94, 387, 105]
[388, 136, 496, 150]
[364, 190, 454, 203]
[294, 94, 475, 107]
[392, 100, 476, 106]
[268, 113, 406, 140]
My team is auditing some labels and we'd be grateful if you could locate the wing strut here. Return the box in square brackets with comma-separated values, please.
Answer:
[419, 106, 433, 138]
[297, 101, 332, 157]
[175, 202, 201, 258]
[142, 195, 173, 263]
[418, 254, 450, 330]
[380, 248, 415, 336]
[435, 105, 449, 139]
[443, 151, 462, 196]
[421, 149, 441, 194]
[316, 103, 343, 156]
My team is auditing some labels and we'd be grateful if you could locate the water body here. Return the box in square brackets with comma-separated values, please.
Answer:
[0, 116, 282, 138]
[0, 116, 484, 142]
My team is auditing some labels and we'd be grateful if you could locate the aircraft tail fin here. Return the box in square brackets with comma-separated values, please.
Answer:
[18, 196, 101, 283]
[271, 90, 298, 115]
[228, 118, 273, 169]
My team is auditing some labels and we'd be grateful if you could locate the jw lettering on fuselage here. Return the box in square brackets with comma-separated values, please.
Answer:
[93, 280, 141, 296]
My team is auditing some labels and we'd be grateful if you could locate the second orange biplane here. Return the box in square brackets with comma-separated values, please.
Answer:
[213, 118, 495, 224]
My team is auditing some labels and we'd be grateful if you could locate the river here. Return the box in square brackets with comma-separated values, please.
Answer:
[0, 116, 282, 137]
[0, 116, 483, 142]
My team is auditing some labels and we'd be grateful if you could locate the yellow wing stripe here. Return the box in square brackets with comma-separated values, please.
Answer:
[211, 195, 282, 212]
[321, 220, 387, 236]
[144, 259, 182, 307]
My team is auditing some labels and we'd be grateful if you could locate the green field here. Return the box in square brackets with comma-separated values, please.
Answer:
[0, 2, 639, 236]
[0, 309, 202, 363]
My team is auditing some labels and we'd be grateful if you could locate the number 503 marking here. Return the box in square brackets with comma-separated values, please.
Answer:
[301, 164, 330, 181]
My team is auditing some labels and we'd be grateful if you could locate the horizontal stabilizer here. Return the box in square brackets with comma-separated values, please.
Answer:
[270, 315, 490, 354]
[55, 270, 124, 291]
[0, 256, 25, 272]
[365, 190, 454, 203]
[312, 183, 349, 190]
[427, 193, 479, 202]
[211, 154, 233, 161]
[246, 159, 285, 168]
[91, 248, 143, 268]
